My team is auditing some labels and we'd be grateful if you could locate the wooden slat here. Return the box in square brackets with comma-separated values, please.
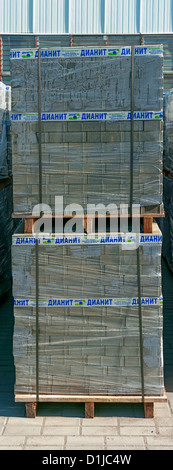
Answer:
[22, 216, 162, 235]
[25, 402, 37, 418]
[15, 393, 167, 404]
[144, 402, 154, 419]
[143, 217, 153, 234]
[85, 402, 94, 418]
[12, 210, 165, 220]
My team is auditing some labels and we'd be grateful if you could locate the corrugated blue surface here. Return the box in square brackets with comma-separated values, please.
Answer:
[105, 0, 140, 34]
[69, 0, 105, 34]
[1, 0, 173, 34]
[33, 0, 69, 34]
[141, 0, 173, 33]
[0, 0, 33, 33]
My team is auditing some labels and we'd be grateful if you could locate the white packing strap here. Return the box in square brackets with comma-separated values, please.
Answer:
[10, 45, 163, 60]
[12, 233, 162, 246]
[10, 111, 163, 122]
[14, 296, 163, 307]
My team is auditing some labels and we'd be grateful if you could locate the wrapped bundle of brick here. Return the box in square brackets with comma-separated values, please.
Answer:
[157, 176, 173, 273]
[163, 89, 173, 173]
[12, 231, 164, 396]
[0, 82, 6, 123]
[0, 82, 12, 179]
[10, 46, 163, 215]
[5, 86, 12, 178]
[0, 82, 8, 179]
[0, 182, 13, 299]
[156, 91, 173, 272]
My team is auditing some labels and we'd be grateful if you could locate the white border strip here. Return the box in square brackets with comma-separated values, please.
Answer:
[14, 296, 163, 307]
[10, 111, 163, 122]
[10, 46, 163, 60]
[12, 234, 162, 246]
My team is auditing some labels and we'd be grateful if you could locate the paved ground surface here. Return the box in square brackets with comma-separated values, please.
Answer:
[0, 257, 172, 450]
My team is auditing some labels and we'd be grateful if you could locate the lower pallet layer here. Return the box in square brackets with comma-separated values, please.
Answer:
[15, 392, 167, 419]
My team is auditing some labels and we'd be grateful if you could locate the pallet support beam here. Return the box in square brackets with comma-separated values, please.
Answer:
[25, 402, 37, 418]
[143, 217, 153, 234]
[25, 400, 155, 419]
[144, 402, 154, 418]
[24, 215, 157, 235]
[85, 402, 95, 419]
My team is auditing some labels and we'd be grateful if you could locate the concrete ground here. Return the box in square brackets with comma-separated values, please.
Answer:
[0, 258, 172, 450]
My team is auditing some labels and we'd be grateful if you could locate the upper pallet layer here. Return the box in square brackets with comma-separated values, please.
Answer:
[10, 46, 163, 114]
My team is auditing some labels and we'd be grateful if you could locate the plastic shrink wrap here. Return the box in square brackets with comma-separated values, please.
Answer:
[10, 46, 163, 214]
[0, 82, 12, 179]
[157, 90, 173, 272]
[0, 183, 13, 298]
[157, 176, 173, 273]
[0, 82, 18, 299]
[163, 89, 173, 172]
[12, 230, 164, 396]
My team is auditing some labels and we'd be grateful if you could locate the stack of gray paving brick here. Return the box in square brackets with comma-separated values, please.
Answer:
[0, 83, 13, 299]
[0, 82, 20, 300]
[11, 46, 165, 399]
[0, 82, 12, 180]
[12, 236, 164, 396]
[157, 175, 173, 273]
[0, 82, 8, 179]
[10, 46, 163, 214]
[156, 91, 173, 273]
[5, 86, 12, 178]
[0, 182, 13, 299]
[163, 89, 173, 173]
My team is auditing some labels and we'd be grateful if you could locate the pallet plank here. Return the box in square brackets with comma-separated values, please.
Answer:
[85, 402, 95, 418]
[144, 402, 154, 418]
[25, 402, 37, 418]
[15, 393, 167, 404]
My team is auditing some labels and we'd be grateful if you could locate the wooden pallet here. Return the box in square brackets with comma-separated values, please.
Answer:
[13, 213, 164, 235]
[15, 391, 167, 419]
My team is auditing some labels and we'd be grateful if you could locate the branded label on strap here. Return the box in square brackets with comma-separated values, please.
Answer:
[12, 234, 162, 246]
[10, 111, 163, 122]
[10, 46, 163, 60]
[14, 296, 163, 307]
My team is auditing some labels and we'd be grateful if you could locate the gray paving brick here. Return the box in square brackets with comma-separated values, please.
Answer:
[157, 427, 173, 436]
[82, 417, 118, 426]
[82, 426, 118, 436]
[147, 446, 173, 450]
[25, 446, 64, 450]
[66, 436, 104, 447]
[26, 436, 65, 446]
[154, 417, 173, 426]
[120, 426, 156, 436]
[4, 424, 42, 435]
[106, 436, 145, 448]
[154, 403, 172, 417]
[119, 418, 154, 426]
[66, 446, 105, 450]
[146, 436, 173, 447]
[0, 446, 23, 450]
[44, 417, 80, 426]
[7, 417, 44, 426]
[42, 426, 79, 435]
[168, 392, 173, 413]
[0, 436, 25, 446]
[0, 418, 6, 436]
[106, 445, 146, 450]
